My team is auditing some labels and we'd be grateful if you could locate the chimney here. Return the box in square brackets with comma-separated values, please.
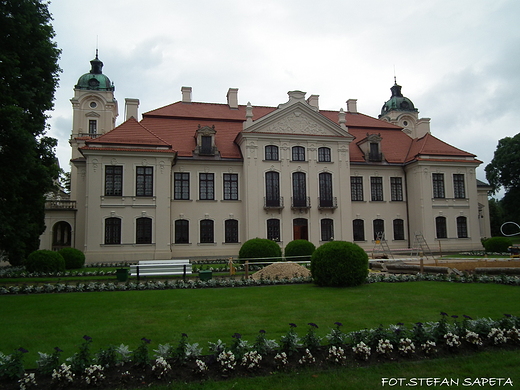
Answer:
[307, 94, 319, 110]
[227, 88, 239, 109]
[181, 86, 192, 103]
[125, 98, 140, 120]
[347, 99, 358, 113]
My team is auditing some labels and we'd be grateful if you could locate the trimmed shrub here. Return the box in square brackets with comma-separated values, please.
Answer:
[25, 250, 66, 273]
[59, 247, 86, 269]
[239, 238, 282, 262]
[310, 241, 368, 287]
[482, 237, 513, 253]
[284, 240, 316, 261]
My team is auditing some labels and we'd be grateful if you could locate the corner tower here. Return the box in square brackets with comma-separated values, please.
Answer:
[379, 79, 430, 139]
[70, 52, 118, 140]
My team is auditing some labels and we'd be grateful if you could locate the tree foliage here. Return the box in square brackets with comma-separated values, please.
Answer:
[0, 0, 61, 265]
[485, 133, 520, 194]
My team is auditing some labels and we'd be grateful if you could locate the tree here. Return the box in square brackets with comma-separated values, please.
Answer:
[485, 133, 520, 228]
[0, 0, 61, 265]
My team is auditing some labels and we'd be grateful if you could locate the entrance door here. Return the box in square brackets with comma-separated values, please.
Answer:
[293, 218, 308, 240]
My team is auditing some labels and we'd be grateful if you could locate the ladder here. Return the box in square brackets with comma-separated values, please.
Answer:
[372, 232, 394, 259]
[411, 231, 435, 262]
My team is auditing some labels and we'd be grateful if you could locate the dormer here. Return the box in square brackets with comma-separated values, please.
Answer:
[194, 125, 218, 156]
[357, 133, 384, 162]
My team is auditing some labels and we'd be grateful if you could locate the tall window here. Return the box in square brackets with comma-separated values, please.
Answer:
[292, 146, 305, 161]
[373, 219, 385, 240]
[265, 171, 280, 207]
[319, 172, 333, 207]
[353, 219, 365, 241]
[88, 119, 97, 135]
[453, 174, 466, 199]
[174, 172, 190, 200]
[136, 217, 152, 244]
[225, 219, 239, 243]
[292, 172, 307, 207]
[265, 145, 279, 161]
[318, 147, 331, 162]
[436, 216, 447, 238]
[432, 173, 445, 198]
[267, 219, 281, 242]
[371, 177, 383, 201]
[175, 219, 189, 244]
[136, 166, 153, 197]
[390, 177, 403, 201]
[223, 173, 238, 200]
[105, 166, 123, 196]
[369, 143, 382, 161]
[200, 220, 214, 243]
[321, 219, 334, 241]
[351, 177, 364, 201]
[199, 173, 214, 200]
[393, 219, 405, 241]
[105, 217, 121, 245]
[457, 216, 468, 238]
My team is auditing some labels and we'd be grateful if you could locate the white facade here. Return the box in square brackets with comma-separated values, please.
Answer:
[40, 57, 490, 262]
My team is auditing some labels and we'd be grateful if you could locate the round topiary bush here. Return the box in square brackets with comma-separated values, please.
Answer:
[239, 238, 282, 262]
[310, 241, 369, 287]
[482, 237, 513, 253]
[58, 247, 86, 269]
[284, 239, 316, 261]
[25, 250, 66, 273]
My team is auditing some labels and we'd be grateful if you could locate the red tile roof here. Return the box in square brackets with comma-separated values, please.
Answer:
[78, 100, 479, 164]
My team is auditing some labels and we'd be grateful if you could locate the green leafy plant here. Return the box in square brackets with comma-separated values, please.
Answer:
[68, 335, 92, 373]
[132, 338, 151, 366]
[302, 323, 322, 351]
[36, 347, 62, 375]
[238, 238, 282, 262]
[0, 347, 27, 379]
[482, 237, 513, 253]
[58, 248, 85, 270]
[310, 241, 368, 287]
[25, 250, 65, 273]
[284, 240, 316, 261]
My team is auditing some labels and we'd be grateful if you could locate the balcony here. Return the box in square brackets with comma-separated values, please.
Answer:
[264, 196, 284, 210]
[318, 197, 337, 210]
[291, 197, 311, 210]
[45, 200, 77, 210]
[367, 152, 383, 162]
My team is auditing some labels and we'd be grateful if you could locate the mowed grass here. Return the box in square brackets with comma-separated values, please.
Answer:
[1, 282, 519, 369]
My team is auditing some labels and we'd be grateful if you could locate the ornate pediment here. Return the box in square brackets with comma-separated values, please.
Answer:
[262, 109, 330, 135]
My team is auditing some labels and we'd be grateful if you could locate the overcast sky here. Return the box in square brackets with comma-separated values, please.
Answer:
[46, 0, 520, 192]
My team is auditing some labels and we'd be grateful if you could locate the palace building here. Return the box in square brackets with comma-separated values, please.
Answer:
[40, 54, 491, 262]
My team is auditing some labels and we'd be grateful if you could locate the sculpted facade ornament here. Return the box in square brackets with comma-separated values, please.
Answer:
[263, 111, 329, 135]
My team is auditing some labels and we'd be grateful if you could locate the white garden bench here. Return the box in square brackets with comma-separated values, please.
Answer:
[130, 260, 192, 281]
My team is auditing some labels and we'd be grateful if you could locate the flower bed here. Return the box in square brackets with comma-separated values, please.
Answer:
[1, 314, 519, 389]
[1, 272, 520, 296]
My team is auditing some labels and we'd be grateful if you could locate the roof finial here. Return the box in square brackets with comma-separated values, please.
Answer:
[393, 65, 397, 85]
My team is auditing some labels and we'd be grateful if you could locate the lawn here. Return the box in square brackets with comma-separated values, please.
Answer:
[1, 281, 519, 370]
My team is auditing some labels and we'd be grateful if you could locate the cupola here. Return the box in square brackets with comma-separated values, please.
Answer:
[75, 51, 115, 91]
[379, 80, 417, 117]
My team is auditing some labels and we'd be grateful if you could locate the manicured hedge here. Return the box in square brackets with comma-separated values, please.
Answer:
[284, 240, 316, 261]
[58, 248, 85, 269]
[482, 237, 513, 253]
[311, 241, 368, 287]
[238, 238, 282, 261]
[25, 250, 65, 273]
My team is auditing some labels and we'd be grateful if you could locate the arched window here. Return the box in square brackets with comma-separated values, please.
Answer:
[373, 219, 385, 240]
[267, 219, 280, 242]
[136, 217, 152, 244]
[321, 219, 334, 241]
[265, 171, 281, 207]
[436, 216, 447, 239]
[200, 220, 214, 243]
[292, 172, 307, 207]
[175, 219, 189, 244]
[457, 216, 468, 238]
[225, 219, 239, 243]
[292, 146, 305, 161]
[319, 172, 333, 207]
[265, 145, 279, 161]
[105, 217, 121, 245]
[393, 219, 405, 241]
[318, 147, 331, 162]
[353, 219, 365, 241]
[52, 221, 72, 249]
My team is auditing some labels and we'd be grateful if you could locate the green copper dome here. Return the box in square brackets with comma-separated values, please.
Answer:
[379, 81, 417, 117]
[75, 53, 114, 91]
